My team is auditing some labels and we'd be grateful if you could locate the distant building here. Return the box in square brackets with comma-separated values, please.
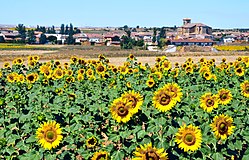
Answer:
[178, 18, 212, 36]
[171, 38, 214, 46]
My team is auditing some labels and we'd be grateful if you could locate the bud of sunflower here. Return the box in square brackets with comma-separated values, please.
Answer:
[0, 98, 5, 106]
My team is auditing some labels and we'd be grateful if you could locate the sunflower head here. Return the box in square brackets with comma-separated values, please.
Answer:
[110, 97, 133, 123]
[91, 151, 108, 160]
[210, 114, 235, 140]
[121, 90, 143, 114]
[3, 62, 10, 68]
[96, 63, 106, 74]
[218, 89, 232, 105]
[153, 87, 177, 112]
[200, 93, 218, 112]
[36, 121, 63, 150]
[146, 78, 155, 88]
[86, 136, 97, 148]
[235, 67, 244, 76]
[175, 124, 202, 152]
[240, 80, 249, 98]
[133, 142, 168, 160]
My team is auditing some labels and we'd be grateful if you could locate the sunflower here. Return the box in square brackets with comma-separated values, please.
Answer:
[53, 68, 64, 79]
[28, 60, 36, 67]
[70, 56, 78, 64]
[161, 60, 171, 71]
[66, 70, 73, 76]
[77, 69, 85, 75]
[203, 71, 212, 80]
[91, 151, 108, 160]
[86, 68, 95, 79]
[33, 55, 40, 62]
[15, 58, 24, 65]
[217, 89, 232, 105]
[200, 93, 218, 112]
[36, 121, 63, 150]
[153, 71, 162, 80]
[96, 63, 106, 75]
[153, 87, 176, 112]
[132, 142, 168, 160]
[170, 68, 179, 78]
[121, 90, 143, 114]
[17, 74, 25, 83]
[164, 83, 183, 102]
[86, 136, 97, 148]
[7, 72, 18, 83]
[175, 124, 202, 152]
[185, 65, 194, 74]
[210, 114, 235, 140]
[3, 62, 10, 68]
[240, 80, 249, 98]
[119, 66, 128, 75]
[128, 54, 135, 60]
[77, 74, 84, 81]
[235, 67, 244, 76]
[26, 73, 39, 83]
[110, 97, 133, 123]
[0, 71, 2, 79]
[66, 77, 75, 83]
[146, 78, 155, 88]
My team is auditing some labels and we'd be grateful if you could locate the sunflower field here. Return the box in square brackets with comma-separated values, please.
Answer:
[0, 54, 249, 160]
[214, 45, 249, 51]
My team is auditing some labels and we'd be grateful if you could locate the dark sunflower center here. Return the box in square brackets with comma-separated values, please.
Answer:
[159, 94, 171, 105]
[45, 130, 57, 142]
[128, 96, 137, 107]
[117, 106, 128, 117]
[184, 133, 196, 145]
[145, 150, 160, 160]
[88, 138, 96, 145]
[206, 99, 214, 107]
[218, 122, 228, 134]
[149, 81, 154, 85]
[220, 93, 228, 100]
[97, 66, 105, 72]
[56, 71, 62, 76]
[28, 75, 34, 81]
[96, 154, 107, 160]
[237, 68, 242, 73]
[245, 86, 249, 93]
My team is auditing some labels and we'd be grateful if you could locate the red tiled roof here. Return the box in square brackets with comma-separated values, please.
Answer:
[171, 38, 214, 43]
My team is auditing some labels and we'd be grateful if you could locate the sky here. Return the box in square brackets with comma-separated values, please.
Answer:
[1, 0, 249, 29]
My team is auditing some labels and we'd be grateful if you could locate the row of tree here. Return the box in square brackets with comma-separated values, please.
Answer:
[14, 23, 80, 44]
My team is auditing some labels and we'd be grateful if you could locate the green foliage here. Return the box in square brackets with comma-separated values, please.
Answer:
[0, 55, 249, 159]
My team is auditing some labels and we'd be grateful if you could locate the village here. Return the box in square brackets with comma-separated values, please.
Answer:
[0, 18, 249, 52]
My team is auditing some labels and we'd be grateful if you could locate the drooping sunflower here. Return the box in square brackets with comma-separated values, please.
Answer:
[146, 78, 155, 88]
[240, 80, 249, 98]
[200, 92, 218, 112]
[36, 121, 63, 150]
[175, 124, 202, 152]
[153, 87, 176, 112]
[110, 97, 133, 123]
[86, 136, 97, 148]
[132, 142, 168, 160]
[217, 88, 232, 105]
[164, 83, 183, 102]
[210, 114, 235, 140]
[91, 151, 108, 160]
[235, 66, 244, 76]
[121, 90, 143, 114]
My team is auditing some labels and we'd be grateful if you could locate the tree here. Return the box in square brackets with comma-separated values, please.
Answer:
[27, 30, 36, 44]
[159, 27, 166, 39]
[152, 27, 157, 43]
[16, 24, 26, 43]
[47, 36, 57, 43]
[74, 27, 81, 34]
[60, 24, 65, 34]
[125, 30, 131, 38]
[0, 36, 5, 43]
[39, 33, 47, 44]
[65, 25, 69, 35]
[123, 25, 129, 31]
[158, 38, 166, 49]
[136, 39, 144, 47]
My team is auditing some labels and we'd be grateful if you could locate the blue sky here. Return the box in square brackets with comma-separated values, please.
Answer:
[1, 0, 249, 29]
